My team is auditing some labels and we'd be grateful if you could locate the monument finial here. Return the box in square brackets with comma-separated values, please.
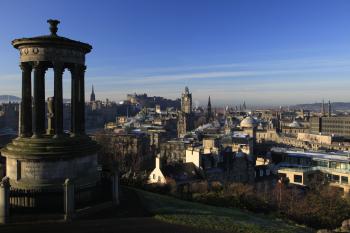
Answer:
[47, 19, 60, 36]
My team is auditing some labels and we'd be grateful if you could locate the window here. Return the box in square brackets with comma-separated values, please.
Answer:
[260, 170, 264, 177]
[332, 175, 340, 182]
[341, 176, 348, 184]
[315, 160, 328, 167]
[266, 169, 270, 176]
[336, 162, 341, 169]
[294, 175, 302, 183]
[153, 174, 155, 180]
[340, 163, 348, 170]
[158, 176, 161, 182]
[330, 162, 337, 169]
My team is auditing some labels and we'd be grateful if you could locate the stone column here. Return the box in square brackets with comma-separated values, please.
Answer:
[19, 62, 32, 137]
[32, 62, 47, 138]
[70, 65, 80, 136]
[53, 63, 64, 137]
[0, 177, 10, 224]
[63, 178, 74, 221]
[78, 65, 86, 134]
[112, 171, 119, 205]
[46, 97, 55, 135]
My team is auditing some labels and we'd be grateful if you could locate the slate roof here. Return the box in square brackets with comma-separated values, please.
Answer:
[162, 162, 203, 183]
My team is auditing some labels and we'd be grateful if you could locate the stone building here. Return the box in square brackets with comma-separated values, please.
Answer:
[0, 103, 19, 131]
[94, 131, 152, 173]
[274, 148, 350, 194]
[281, 120, 309, 136]
[221, 148, 255, 184]
[310, 116, 350, 138]
[159, 139, 192, 163]
[222, 133, 254, 156]
[126, 93, 180, 109]
[148, 155, 203, 185]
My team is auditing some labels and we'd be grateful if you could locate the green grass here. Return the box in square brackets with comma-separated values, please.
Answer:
[132, 188, 314, 233]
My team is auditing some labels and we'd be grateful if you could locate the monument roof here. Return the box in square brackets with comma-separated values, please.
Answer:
[12, 19, 92, 53]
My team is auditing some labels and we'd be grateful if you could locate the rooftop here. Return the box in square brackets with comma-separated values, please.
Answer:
[272, 147, 350, 163]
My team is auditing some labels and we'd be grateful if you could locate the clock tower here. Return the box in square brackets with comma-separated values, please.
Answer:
[181, 86, 192, 114]
[177, 87, 194, 137]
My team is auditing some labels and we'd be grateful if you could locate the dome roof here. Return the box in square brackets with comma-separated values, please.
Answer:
[288, 120, 302, 128]
[240, 116, 257, 128]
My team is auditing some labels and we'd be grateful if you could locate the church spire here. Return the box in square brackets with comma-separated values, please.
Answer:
[90, 85, 96, 102]
[206, 96, 212, 123]
[328, 100, 332, 117]
[321, 99, 325, 116]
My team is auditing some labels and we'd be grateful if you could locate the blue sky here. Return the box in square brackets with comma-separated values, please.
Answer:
[1, 0, 350, 106]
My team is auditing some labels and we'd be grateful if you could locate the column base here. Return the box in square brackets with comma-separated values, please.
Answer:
[20, 133, 32, 138]
[64, 214, 75, 222]
[46, 131, 55, 135]
[31, 134, 43, 139]
[53, 133, 64, 139]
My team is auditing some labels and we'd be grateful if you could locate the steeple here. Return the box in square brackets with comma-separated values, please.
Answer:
[321, 99, 325, 116]
[90, 85, 96, 102]
[185, 86, 189, 94]
[206, 96, 212, 123]
[208, 96, 211, 108]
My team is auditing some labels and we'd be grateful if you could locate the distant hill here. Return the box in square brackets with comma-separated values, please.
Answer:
[0, 95, 20, 103]
[292, 102, 350, 111]
[0, 95, 73, 104]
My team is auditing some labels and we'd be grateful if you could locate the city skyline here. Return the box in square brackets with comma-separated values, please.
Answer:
[1, 2, 350, 231]
[1, 0, 350, 105]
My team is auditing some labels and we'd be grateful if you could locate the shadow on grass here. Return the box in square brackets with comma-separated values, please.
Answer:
[128, 187, 314, 233]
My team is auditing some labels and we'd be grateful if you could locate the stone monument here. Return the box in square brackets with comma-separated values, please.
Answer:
[1, 19, 100, 211]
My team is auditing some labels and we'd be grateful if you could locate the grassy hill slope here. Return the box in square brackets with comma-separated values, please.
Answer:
[133, 188, 313, 233]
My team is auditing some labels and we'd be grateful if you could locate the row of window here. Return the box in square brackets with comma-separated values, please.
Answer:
[255, 169, 271, 177]
[326, 174, 349, 184]
[152, 174, 162, 182]
[293, 174, 349, 184]
[285, 156, 350, 171]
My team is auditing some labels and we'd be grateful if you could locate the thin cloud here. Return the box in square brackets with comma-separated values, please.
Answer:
[90, 65, 350, 85]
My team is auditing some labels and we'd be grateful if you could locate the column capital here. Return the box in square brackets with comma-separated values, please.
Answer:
[19, 62, 32, 72]
[68, 63, 86, 74]
[32, 61, 48, 72]
[53, 62, 65, 74]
